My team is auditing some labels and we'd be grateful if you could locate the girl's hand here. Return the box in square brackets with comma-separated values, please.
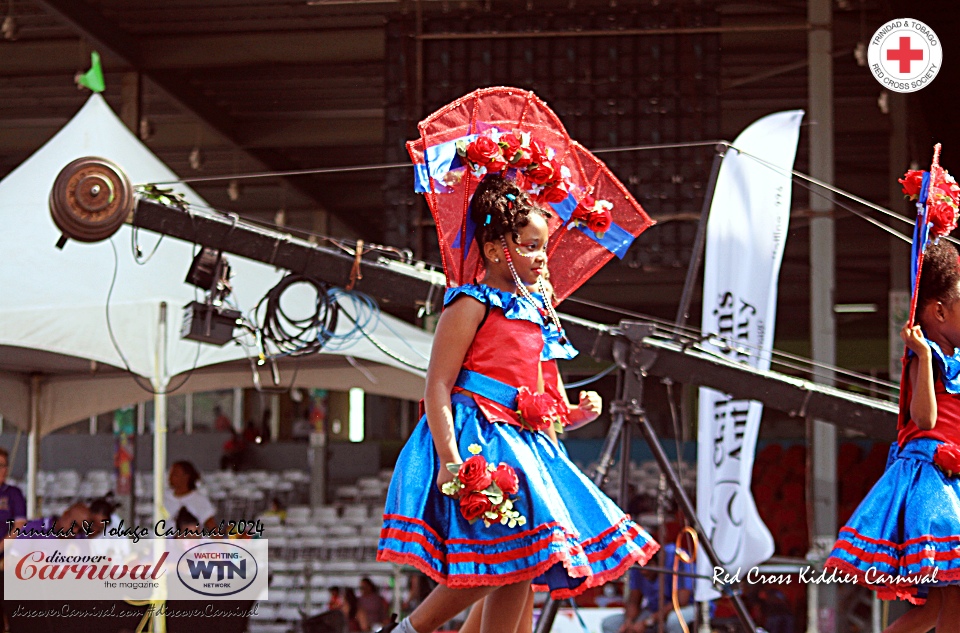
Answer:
[577, 391, 602, 423]
[437, 460, 461, 493]
[901, 323, 931, 357]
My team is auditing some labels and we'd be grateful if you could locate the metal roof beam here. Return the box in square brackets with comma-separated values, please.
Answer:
[31, 0, 375, 235]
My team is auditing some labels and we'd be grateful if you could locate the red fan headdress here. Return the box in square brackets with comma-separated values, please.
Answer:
[407, 87, 654, 302]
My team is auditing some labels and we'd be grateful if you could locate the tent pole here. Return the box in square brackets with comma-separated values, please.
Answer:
[27, 374, 42, 517]
[153, 302, 168, 526]
[152, 302, 168, 633]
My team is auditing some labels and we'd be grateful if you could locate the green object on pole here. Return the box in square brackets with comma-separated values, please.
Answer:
[76, 51, 105, 93]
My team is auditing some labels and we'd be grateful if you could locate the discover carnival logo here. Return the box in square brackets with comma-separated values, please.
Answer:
[176, 542, 259, 597]
[868, 18, 942, 93]
[4, 539, 268, 601]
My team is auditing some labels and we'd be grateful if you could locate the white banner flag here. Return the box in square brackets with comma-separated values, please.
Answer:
[695, 110, 804, 602]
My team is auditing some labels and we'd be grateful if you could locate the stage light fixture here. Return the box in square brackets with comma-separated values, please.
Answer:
[185, 247, 222, 290]
[182, 247, 238, 346]
[181, 301, 241, 346]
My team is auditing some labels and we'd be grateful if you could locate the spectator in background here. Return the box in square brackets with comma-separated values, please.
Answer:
[601, 541, 696, 633]
[328, 586, 344, 611]
[0, 447, 27, 539]
[214, 405, 232, 432]
[88, 493, 120, 537]
[341, 587, 361, 632]
[357, 577, 390, 630]
[0, 447, 26, 632]
[243, 420, 260, 444]
[220, 428, 246, 471]
[165, 460, 217, 531]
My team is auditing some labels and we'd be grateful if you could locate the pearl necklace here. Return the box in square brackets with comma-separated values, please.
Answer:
[500, 237, 567, 343]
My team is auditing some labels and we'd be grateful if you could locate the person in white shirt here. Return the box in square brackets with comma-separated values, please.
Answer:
[164, 460, 217, 530]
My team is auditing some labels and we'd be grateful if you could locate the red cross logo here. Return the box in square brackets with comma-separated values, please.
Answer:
[887, 36, 924, 73]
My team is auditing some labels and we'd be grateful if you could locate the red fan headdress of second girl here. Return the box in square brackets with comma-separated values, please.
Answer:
[407, 87, 654, 302]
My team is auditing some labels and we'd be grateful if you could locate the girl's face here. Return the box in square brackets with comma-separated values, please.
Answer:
[939, 286, 960, 348]
[502, 213, 549, 286]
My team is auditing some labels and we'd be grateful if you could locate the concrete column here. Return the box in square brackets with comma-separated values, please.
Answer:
[808, 0, 838, 630]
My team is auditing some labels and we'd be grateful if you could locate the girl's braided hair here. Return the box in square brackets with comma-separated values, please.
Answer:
[917, 238, 960, 317]
[470, 174, 551, 254]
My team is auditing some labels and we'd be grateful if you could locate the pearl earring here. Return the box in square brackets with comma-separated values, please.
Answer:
[494, 257, 500, 262]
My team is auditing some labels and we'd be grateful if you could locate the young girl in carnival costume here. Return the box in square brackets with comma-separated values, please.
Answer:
[457, 267, 604, 633]
[824, 150, 960, 633]
[377, 174, 659, 633]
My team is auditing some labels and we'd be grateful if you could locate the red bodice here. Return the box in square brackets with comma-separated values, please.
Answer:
[460, 309, 545, 427]
[898, 362, 960, 446]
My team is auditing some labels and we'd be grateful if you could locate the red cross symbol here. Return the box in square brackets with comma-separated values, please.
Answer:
[887, 36, 924, 73]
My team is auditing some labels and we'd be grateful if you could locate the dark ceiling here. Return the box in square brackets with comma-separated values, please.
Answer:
[1, 0, 956, 376]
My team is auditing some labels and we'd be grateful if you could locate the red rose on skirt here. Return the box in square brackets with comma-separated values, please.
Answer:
[516, 386, 557, 431]
[467, 136, 506, 173]
[899, 170, 924, 198]
[934, 443, 960, 476]
[587, 208, 612, 235]
[491, 464, 520, 496]
[460, 491, 493, 521]
[927, 199, 958, 238]
[458, 454, 493, 491]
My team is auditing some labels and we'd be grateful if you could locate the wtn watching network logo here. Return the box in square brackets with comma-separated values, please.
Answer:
[177, 542, 260, 597]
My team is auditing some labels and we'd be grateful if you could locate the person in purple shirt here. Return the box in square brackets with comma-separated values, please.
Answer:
[0, 447, 27, 539]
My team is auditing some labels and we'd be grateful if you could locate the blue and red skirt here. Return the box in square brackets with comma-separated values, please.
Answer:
[377, 393, 658, 598]
[824, 438, 960, 604]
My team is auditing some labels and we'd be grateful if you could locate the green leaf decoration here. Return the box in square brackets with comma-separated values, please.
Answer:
[76, 51, 105, 93]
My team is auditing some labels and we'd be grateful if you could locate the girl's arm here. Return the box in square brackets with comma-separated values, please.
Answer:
[556, 371, 602, 431]
[902, 323, 936, 429]
[425, 297, 486, 490]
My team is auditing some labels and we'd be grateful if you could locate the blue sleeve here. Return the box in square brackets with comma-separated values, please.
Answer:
[10, 486, 26, 520]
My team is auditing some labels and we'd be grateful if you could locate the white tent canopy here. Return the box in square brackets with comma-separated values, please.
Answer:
[0, 95, 432, 514]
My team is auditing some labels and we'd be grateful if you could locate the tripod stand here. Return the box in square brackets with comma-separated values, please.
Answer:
[534, 322, 758, 633]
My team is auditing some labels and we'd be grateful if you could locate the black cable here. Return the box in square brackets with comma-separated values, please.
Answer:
[254, 273, 339, 357]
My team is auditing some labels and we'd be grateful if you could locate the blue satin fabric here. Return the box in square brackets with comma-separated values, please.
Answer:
[455, 369, 518, 409]
[378, 394, 658, 596]
[825, 438, 960, 603]
[444, 284, 578, 362]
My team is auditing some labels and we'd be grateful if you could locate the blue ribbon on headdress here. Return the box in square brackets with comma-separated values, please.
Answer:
[414, 133, 637, 259]
[910, 171, 932, 296]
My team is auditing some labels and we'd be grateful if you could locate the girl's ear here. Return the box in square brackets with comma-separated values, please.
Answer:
[482, 241, 500, 262]
[935, 301, 948, 322]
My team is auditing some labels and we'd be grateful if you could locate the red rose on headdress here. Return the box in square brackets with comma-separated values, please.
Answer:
[573, 196, 596, 221]
[467, 136, 506, 173]
[587, 208, 613, 235]
[934, 443, 960, 476]
[529, 140, 549, 165]
[538, 182, 569, 204]
[513, 146, 534, 169]
[526, 159, 556, 185]
[458, 454, 492, 491]
[927, 199, 958, 238]
[937, 181, 960, 206]
[899, 170, 924, 198]
[516, 386, 557, 432]
[499, 133, 524, 162]
[459, 491, 494, 521]
[491, 464, 520, 496]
